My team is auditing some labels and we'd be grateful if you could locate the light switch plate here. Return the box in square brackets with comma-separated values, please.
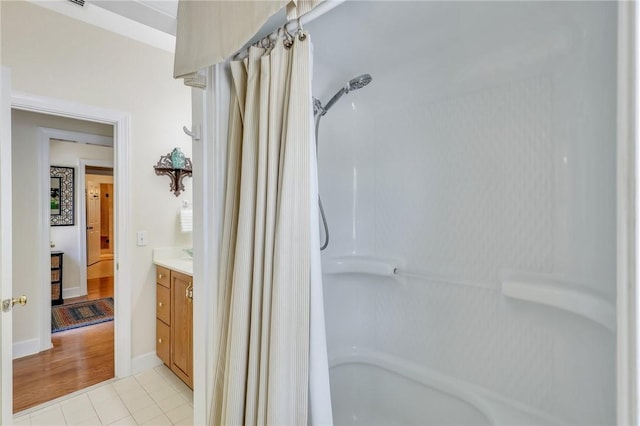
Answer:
[136, 230, 148, 246]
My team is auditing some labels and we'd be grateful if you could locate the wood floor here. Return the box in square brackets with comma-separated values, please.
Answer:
[13, 261, 115, 413]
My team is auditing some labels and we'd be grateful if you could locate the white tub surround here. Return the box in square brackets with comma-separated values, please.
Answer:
[501, 270, 615, 332]
[329, 348, 562, 426]
[307, 2, 617, 424]
[152, 247, 193, 276]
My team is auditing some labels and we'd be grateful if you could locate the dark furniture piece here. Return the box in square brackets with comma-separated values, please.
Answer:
[51, 251, 64, 305]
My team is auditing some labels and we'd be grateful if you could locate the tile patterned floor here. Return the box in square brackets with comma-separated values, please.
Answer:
[13, 365, 193, 426]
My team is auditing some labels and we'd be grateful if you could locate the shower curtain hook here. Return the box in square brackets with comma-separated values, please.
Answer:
[283, 24, 294, 48]
[297, 17, 306, 41]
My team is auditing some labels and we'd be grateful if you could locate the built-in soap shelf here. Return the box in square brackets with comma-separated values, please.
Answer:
[323, 256, 399, 278]
[500, 270, 615, 331]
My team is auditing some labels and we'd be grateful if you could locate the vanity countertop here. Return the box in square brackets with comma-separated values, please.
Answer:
[153, 247, 193, 276]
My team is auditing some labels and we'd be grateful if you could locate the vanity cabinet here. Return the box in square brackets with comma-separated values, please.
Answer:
[156, 266, 193, 388]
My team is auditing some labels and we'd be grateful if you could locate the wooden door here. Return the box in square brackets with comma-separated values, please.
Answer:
[86, 180, 101, 266]
[170, 271, 193, 388]
[100, 183, 113, 254]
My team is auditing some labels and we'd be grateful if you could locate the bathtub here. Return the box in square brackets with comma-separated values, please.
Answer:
[329, 349, 557, 426]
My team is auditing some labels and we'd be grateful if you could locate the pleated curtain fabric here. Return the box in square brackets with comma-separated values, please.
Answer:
[211, 33, 319, 425]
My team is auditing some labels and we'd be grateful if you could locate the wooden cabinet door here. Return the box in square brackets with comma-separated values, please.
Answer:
[156, 319, 171, 367]
[170, 271, 193, 388]
[156, 285, 170, 325]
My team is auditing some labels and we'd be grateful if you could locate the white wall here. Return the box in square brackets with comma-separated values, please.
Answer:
[309, 2, 616, 425]
[3, 0, 192, 359]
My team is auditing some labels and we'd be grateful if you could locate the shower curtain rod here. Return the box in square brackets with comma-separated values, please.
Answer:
[234, 0, 346, 60]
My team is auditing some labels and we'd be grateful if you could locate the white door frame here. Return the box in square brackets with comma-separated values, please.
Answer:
[11, 91, 132, 378]
[1, 67, 15, 425]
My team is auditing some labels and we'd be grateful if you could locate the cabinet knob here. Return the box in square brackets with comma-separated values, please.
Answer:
[158, 302, 163, 308]
[158, 338, 163, 344]
[158, 273, 164, 279]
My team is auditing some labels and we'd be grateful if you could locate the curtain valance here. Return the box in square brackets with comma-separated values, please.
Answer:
[174, 0, 323, 81]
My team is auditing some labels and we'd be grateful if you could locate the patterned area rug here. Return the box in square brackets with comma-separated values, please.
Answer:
[52, 297, 114, 333]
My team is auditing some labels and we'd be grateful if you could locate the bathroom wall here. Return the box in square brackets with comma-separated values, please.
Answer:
[3, 0, 192, 361]
[308, 2, 616, 424]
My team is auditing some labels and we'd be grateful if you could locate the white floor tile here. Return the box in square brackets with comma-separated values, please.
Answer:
[173, 412, 194, 426]
[93, 398, 130, 425]
[153, 367, 174, 382]
[131, 404, 163, 425]
[66, 413, 101, 426]
[60, 394, 94, 415]
[170, 379, 192, 395]
[122, 392, 156, 413]
[112, 377, 139, 394]
[165, 403, 193, 424]
[89, 393, 122, 415]
[134, 370, 160, 385]
[61, 405, 98, 425]
[117, 386, 149, 404]
[160, 371, 187, 389]
[107, 415, 138, 426]
[155, 393, 186, 413]
[148, 386, 180, 403]
[30, 406, 66, 426]
[88, 383, 118, 398]
[13, 415, 31, 426]
[140, 413, 173, 425]
[180, 390, 194, 405]
[140, 378, 169, 394]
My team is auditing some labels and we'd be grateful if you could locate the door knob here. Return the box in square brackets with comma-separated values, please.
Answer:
[2, 295, 27, 312]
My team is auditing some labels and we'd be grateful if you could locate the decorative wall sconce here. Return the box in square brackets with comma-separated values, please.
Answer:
[154, 148, 192, 197]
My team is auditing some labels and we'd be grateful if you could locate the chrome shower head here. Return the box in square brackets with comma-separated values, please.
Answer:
[346, 74, 373, 93]
[320, 73, 373, 115]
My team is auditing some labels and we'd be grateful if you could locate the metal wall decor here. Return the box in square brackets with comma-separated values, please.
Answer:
[154, 150, 192, 197]
[50, 166, 75, 226]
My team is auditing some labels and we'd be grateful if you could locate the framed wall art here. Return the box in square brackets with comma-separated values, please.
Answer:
[50, 166, 74, 226]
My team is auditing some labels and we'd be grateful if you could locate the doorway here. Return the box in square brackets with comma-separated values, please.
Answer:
[10, 110, 119, 412]
[85, 165, 114, 269]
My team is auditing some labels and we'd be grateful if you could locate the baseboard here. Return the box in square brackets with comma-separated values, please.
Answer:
[62, 286, 83, 300]
[13, 338, 40, 359]
[130, 351, 163, 375]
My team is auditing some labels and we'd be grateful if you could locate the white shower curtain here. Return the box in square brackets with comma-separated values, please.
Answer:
[210, 31, 332, 425]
